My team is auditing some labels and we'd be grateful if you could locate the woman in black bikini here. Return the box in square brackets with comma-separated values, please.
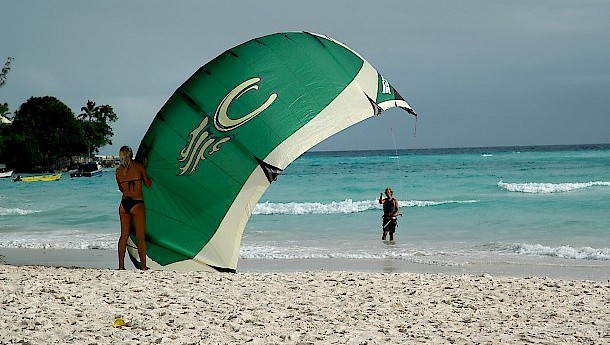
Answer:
[116, 145, 152, 270]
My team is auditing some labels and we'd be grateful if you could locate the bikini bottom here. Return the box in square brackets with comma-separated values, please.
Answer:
[121, 198, 144, 214]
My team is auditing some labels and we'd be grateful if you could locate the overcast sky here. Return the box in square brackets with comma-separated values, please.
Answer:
[2, 1, 609, 155]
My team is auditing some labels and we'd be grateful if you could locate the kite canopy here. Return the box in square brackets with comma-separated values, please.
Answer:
[128, 31, 417, 272]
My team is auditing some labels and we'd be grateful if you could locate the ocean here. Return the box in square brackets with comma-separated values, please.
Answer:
[1, 144, 609, 277]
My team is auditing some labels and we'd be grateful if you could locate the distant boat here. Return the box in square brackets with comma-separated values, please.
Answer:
[0, 169, 13, 178]
[70, 162, 102, 178]
[13, 173, 62, 182]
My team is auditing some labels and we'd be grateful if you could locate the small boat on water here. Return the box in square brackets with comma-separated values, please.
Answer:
[70, 162, 102, 178]
[13, 173, 62, 182]
[0, 169, 13, 178]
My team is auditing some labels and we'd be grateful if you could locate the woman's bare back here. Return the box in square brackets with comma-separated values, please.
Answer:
[116, 163, 151, 200]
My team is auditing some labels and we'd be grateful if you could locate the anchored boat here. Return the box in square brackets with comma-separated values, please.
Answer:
[13, 173, 62, 182]
[0, 169, 13, 178]
[70, 162, 102, 178]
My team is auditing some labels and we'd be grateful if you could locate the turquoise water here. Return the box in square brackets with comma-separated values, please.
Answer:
[1, 144, 609, 270]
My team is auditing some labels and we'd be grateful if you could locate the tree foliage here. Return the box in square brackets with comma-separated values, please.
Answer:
[78, 100, 118, 154]
[0, 96, 118, 171]
[5, 96, 84, 170]
[0, 103, 9, 118]
[0, 57, 118, 170]
[0, 57, 13, 88]
[1, 57, 14, 120]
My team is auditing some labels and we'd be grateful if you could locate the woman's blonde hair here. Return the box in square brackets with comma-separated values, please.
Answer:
[119, 146, 133, 172]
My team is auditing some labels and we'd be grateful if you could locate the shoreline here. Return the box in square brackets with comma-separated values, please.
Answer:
[2, 247, 609, 282]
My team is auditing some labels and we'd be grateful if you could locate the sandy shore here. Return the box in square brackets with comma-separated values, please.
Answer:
[1, 263, 609, 344]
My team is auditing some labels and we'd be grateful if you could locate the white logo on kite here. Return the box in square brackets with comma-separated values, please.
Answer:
[381, 75, 391, 94]
[178, 77, 277, 176]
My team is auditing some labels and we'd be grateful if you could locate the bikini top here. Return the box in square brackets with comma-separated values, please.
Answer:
[120, 178, 142, 192]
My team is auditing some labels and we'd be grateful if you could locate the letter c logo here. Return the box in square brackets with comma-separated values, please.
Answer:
[213, 77, 277, 132]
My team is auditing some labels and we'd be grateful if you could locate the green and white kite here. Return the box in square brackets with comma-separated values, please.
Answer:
[128, 32, 417, 272]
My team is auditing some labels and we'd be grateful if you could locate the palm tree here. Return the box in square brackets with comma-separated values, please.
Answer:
[0, 58, 14, 125]
[0, 57, 14, 88]
[79, 100, 98, 121]
[96, 104, 117, 123]
[0, 103, 10, 119]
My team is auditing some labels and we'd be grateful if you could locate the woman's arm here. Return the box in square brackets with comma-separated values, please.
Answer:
[116, 170, 124, 193]
[140, 163, 152, 188]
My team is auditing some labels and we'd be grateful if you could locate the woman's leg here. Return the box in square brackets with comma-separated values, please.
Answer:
[131, 204, 147, 270]
[118, 205, 132, 270]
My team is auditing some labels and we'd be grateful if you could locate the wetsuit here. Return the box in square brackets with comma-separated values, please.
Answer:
[382, 197, 398, 235]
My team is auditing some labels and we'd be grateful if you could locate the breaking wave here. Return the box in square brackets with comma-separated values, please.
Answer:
[253, 199, 478, 215]
[511, 243, 610, 261]
[498, 181, 610, 194]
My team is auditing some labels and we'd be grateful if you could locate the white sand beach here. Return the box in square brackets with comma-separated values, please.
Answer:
[1, 260, 609, 344]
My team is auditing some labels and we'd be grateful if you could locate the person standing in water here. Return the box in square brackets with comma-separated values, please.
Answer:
[116, 146, 152, 270]
[379, 187, 400, 241]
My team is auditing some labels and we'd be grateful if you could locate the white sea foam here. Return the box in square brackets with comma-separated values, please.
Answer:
[0, 231, 116, 250]
[403, 200, 479, 207]
[239, 245, 463, 265]
[253, 199, 479, 215]
[498, 181, 610, 194]
[240, 242, 610, 263]
[512, 243, 610, 261]
[0, 207, 41, 216]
